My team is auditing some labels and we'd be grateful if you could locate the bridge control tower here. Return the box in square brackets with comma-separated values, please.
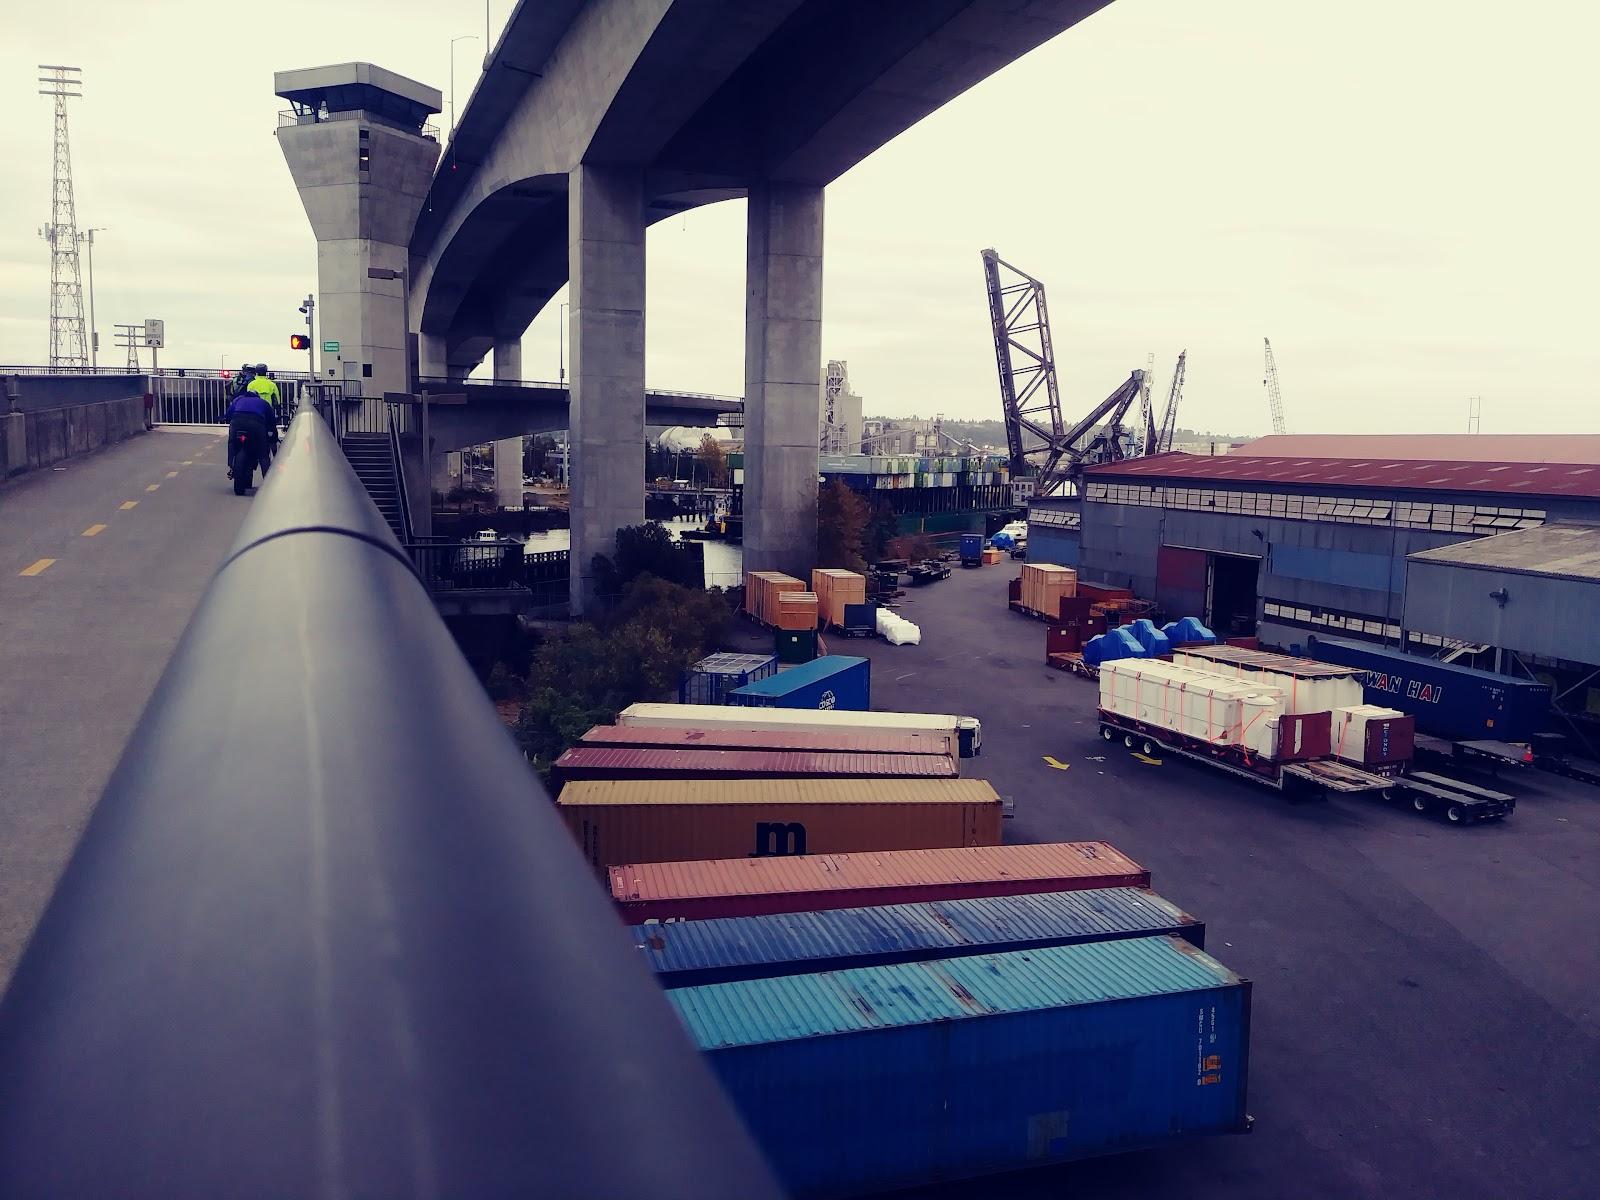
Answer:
[274, 64, 441, 405]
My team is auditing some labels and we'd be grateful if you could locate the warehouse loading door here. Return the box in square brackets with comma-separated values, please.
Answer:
[1208, 552, 1260, 637]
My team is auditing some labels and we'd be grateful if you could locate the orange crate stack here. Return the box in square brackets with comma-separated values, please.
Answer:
[777, 591, 820, 631]
[1021, 563, 1077, 618]
[811, 568, 866, 629]
[745, 570, 807, 626]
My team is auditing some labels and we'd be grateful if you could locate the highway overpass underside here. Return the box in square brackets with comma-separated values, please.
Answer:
[280, 1, 1109, 610]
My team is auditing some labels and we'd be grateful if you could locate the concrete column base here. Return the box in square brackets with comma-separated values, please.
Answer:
[492, 338, 525, 510]
[744, 181, 824, 577]
[569, 163, 646, 614]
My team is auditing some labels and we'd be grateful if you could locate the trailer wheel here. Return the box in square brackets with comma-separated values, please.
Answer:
[1142, 739, 1159, 757]
[1124, 734, 1137, 750]
[1379, 788, 1395, 802]
[1446, 804, 1465, 824]
[1411, 794, 1428, 813]
[1101, 726, 1116, 742]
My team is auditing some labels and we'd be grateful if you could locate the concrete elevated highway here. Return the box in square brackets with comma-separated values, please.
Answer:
[277, 1, 1111, 608]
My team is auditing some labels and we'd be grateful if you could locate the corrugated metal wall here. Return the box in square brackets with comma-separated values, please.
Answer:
[1027, 526, 1080, 565]
[1404, 560, 1600, 663]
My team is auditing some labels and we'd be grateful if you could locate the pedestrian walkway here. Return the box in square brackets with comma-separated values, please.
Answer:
[0, 428, 247, 990]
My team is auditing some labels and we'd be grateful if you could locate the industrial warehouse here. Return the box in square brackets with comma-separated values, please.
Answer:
[1028, 433, 1600, 739]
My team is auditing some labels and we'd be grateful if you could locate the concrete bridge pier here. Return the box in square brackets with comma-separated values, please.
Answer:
[568, 163, 646, 614]
[743, 182, 824, 577]
[421, 331, 467, 501]
[491, 338, 523, 511]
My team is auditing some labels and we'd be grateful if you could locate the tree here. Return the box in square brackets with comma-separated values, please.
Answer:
[864, 498, 900, 563]
[817, 478, 869, 573]
[696, 433, 728, 488]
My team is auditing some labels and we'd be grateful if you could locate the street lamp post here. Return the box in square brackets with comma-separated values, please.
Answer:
[558, 301, 569, 386]
[449, 35, 478, 142]
[83, 227, 106, 368]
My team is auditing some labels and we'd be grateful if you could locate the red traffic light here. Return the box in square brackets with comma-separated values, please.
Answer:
[289, 334, 311, 350]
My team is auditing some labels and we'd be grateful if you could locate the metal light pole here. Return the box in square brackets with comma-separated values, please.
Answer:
[558, 301, 569, 385]
[83, 227, 106, 368]
[449, 35, 478, 141]
[299, 294, 316, 379]
[220, 354, 228, 372]
[484, 1, 492, 67]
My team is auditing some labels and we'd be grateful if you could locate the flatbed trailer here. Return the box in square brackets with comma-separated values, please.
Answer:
[1097, 710, 1514, 822]
[1414, 733, 1533, 774]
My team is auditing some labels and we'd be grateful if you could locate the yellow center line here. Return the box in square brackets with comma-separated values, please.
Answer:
[166, 470, 179, 478]
[120, 500, 138, 510]
[82, 524, 107, 537]
[19, 558, 56, 577]
[146, 483, 160, 492]
[182, 459, 194, 465]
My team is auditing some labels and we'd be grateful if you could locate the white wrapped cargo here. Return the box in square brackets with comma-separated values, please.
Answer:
[1172, 650, 1363, 715]
[1099, 660, 1287, 758]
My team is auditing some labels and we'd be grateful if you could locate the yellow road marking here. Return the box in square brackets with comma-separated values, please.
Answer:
[82, 524, 107, 537]
[182, 459, 194, 465]
[19, 558, 56, 577]
[1133, 753, 1163, 766]
[146, 484, 160, 492]
[165, 470, 179, 478]
[1042, 756, 1071, 771]
[119, 501, 138, 510]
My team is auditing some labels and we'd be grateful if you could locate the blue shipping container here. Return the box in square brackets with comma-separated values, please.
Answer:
[672, 936, 1251, 1198]
[678, 652, 779, 705]
[729, 655, 870, 711]
[630, 887, 1205, 988]
[960, 533, 985, 565]
[1307, 634, 1551, 741]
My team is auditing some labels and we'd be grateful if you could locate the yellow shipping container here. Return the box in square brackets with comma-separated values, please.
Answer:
[559, 777, 1004, 874]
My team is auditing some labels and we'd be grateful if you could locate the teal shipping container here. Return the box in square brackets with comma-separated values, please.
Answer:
[671, 936, 1251, 1198]
[730, 655, 870, 711]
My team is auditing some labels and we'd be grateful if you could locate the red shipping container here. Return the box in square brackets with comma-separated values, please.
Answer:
[1365, 714, 1415, 766]
[610, 842, 1152, 922]
[579, 724, 955, 757]
[554, 746, 957, 782]
[1078, 581, 1134, 603]
[1046, 624, 1081, 656]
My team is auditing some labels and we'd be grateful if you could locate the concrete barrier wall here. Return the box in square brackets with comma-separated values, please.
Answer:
[5, 374, 148, 413]
[2, 395, 148, 481]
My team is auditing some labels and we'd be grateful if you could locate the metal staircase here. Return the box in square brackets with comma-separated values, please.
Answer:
[341, 433, 407, 541]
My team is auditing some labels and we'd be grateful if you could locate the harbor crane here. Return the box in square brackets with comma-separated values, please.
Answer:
[1155, 350, 1187, 453]
[1263, 337, 1288, 435]
[980, 247, 1147, 495]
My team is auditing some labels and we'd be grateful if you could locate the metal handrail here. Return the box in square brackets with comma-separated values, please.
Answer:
[387, 400, 415, 541]
[0, 411, 782, 1198]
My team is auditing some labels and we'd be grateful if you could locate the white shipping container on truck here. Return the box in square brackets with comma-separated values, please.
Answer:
[616, 702, 983, 756]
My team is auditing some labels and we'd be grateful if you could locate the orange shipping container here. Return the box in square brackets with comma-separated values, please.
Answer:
[745, 570, 806, 626]
[559, 777, 1004, 874]
[777, 591, 820, 631]
[811, 568, 867, 629]
[1022, 563, 1077, 618]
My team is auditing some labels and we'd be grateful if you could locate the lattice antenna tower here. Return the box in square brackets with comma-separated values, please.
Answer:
[1262, 337, 1288, 435]
[39, 66, 89, 369]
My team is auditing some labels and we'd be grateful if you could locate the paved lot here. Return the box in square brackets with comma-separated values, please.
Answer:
[0, 428, 245, 990]
[729, 566, 1600, 1200]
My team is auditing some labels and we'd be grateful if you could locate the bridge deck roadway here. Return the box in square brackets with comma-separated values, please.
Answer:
[0, 427, 246, 991]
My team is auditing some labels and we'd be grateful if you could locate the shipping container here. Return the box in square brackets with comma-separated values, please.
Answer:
[553, 745, 957, 783]
[775, 590, 820, 631]
[580, 723, 956, 758]
[677, 652, 777, 706]
[730, 655, 870, 711]
[773, 627, 818, 663]
[615, 702, 983, 757]
[629, 886, 1205, 988]
[610, 841, 1150, 922]
[1307, 634, 1552, 741]
[1020, 563, 1077, 618]
[670, 936, 1251, 1197]
[959, 532, 984, 567]
[810, 569, 867, 629]
[744, 570, 806, 626]
[564, 778, 1002, 874]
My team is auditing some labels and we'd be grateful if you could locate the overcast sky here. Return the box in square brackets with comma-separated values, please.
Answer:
[4, 0, 1596, 436]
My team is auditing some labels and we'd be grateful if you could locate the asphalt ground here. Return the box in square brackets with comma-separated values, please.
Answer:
[725, 565, 1599, 1200]
[0, 427, 246, 991]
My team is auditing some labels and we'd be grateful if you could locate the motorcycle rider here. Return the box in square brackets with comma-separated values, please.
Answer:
[223, 388, 276, 483]
[247, 364, 284, 429]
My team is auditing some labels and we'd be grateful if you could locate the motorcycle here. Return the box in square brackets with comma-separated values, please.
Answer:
[230, 424, 272, 495]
